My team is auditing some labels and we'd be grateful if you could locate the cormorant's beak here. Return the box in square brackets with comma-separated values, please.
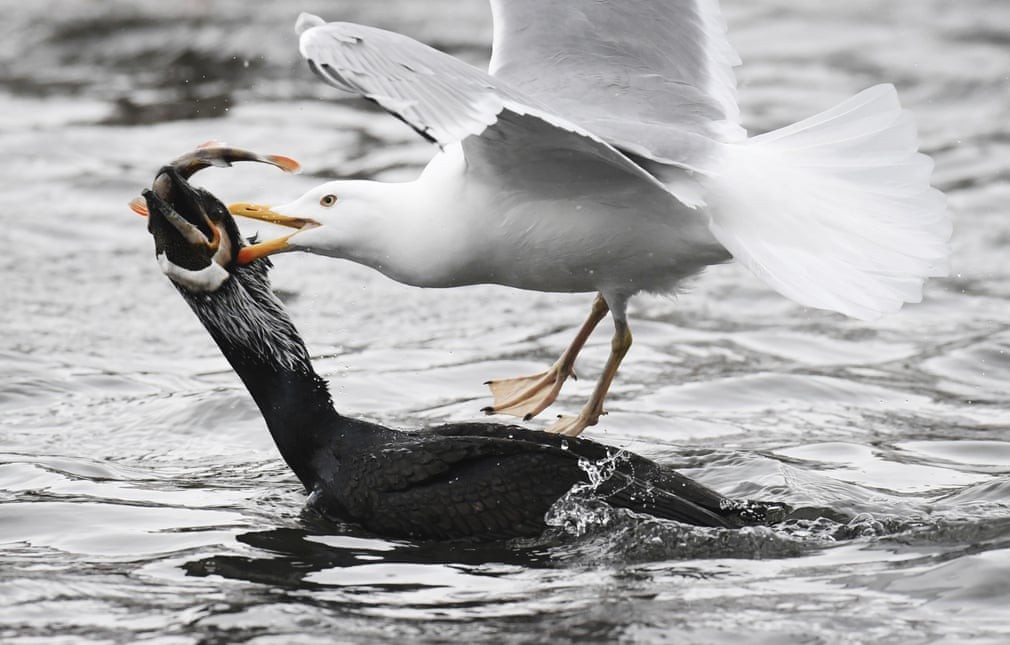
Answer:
[142, 165, 247, 278]
[144, 185, 227, 271]
[227, 202, 320, 265]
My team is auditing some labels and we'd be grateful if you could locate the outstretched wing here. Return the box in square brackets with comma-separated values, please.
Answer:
[489, 0, 745, 163]
[296, 15, 687, 194]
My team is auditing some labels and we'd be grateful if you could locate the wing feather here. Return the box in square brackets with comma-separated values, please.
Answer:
[298, 18, 678, 193]
[489, 0, 745, 168]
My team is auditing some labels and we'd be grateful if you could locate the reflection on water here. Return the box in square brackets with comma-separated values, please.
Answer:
[2, 0, 1010, 642]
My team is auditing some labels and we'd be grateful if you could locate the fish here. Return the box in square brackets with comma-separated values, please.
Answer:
[129, 141, 300, 217]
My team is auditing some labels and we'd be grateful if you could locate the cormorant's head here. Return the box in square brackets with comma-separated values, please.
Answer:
[142, 166, 242, 293]
[133, 145, 300, 292]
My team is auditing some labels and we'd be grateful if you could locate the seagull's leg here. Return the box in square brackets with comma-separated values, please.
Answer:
[483, 294, 609, 420]
[546, 298, 632, 437]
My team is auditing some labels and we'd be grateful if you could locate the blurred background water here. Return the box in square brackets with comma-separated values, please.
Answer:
[2, 0, 1009, 642]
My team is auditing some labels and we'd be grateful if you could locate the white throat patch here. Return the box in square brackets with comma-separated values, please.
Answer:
[158, 253, 230, 292]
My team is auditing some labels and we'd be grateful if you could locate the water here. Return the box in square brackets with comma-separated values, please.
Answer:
[2, 0, 1009, 641]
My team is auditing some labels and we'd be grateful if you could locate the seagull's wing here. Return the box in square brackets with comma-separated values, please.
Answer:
[296, 16, 681, 195]
[489, 0, 744, 169]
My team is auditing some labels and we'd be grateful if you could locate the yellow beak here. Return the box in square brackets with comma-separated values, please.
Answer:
[236, 233, 298, 265]
[228, 202, 318, 230]
[227, 202, 320, 265]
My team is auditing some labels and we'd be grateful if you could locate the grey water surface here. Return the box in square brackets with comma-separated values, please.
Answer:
[2, 0, 1010, 642]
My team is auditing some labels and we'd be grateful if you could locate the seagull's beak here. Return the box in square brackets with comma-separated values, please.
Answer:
[228, 202, 317, 230]
[227, 202, 320, 265]
[236, 233, 300, 265]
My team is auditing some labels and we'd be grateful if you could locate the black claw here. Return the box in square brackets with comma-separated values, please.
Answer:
[482, 380, 492, 386]
[481, 406, 494, 415]
[523, 413, 533, 422]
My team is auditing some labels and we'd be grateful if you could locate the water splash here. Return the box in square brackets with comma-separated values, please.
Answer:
[577, 447, 628, 489]
[541, 448, 633, 537]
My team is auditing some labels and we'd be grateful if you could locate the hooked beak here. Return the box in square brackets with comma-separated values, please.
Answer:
[144, 186, 225, 272]
[227, 202, 320, 265]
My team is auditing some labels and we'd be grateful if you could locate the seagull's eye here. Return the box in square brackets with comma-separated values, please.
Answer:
[320, 194, 338, 207]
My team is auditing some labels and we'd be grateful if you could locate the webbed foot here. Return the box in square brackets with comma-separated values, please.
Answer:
[482, 362, 574, 420]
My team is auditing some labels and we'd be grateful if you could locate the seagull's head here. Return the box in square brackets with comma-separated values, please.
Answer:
[228, 179, 394, 265]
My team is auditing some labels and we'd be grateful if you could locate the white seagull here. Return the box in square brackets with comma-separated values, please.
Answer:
[228, 1, 951, 437]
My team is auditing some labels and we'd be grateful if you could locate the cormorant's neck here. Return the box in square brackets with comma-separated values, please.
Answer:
[177, 259, 340, 488]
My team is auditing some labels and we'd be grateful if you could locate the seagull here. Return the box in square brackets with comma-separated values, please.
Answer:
[228, 2, 951, 437]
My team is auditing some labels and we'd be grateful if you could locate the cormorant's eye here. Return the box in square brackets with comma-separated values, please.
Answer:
[320, 194, 337, 207]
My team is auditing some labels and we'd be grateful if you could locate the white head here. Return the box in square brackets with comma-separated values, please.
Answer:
[229, 179, 406, 266]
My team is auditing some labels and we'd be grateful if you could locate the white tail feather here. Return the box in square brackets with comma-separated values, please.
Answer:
[705, 85, 951, 320]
